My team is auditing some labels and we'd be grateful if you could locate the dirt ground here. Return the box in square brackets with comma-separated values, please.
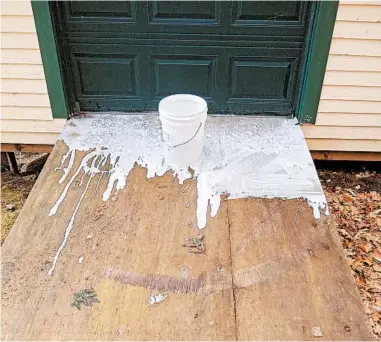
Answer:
[1, 153, 43, 243]
[1, 153, 381, 339]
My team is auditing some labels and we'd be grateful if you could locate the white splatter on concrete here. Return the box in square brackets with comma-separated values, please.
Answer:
[47, 114, 327, 275]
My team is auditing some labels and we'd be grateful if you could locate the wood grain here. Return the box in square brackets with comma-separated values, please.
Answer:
[1, 141, 235, 340]
[228, 198, 373, 341]
[1, 142, 372, 340]
[0, 132, 60, 145]
[1, 143, 53, 153]
[311, 151, 381, 162]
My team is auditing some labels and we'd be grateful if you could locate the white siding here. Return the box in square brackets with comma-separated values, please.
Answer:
[0, 1, 65, 145]
[1, 1, 380, 154]
[302, 1, 381, 152]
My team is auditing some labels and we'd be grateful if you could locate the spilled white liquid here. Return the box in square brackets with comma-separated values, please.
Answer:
[47, 114, 328, 275]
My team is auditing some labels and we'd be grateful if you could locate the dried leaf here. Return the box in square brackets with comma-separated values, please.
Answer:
[369, 209, 381, 218]
[359, 242, 372, 253]
[363, 257, 374, 267]
[355, 275, 367, 288]
[343, 194, 353, 203]
[374, 249, 381, 263]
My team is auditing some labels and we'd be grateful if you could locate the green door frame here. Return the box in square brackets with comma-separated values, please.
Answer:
[32, 0, 338, 123]
[296, 1, 338, 123]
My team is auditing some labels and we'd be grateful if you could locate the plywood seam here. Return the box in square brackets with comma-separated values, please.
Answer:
[226, 202, 238, 341]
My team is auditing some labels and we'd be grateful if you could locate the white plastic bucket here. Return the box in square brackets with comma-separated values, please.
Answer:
[159, 94, 208, 169]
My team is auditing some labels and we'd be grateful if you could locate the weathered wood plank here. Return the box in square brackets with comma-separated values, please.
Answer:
[1, 141, 235, 341]
[1, 139, 372, 340]
[0, 132, 59, 145]
[1, 143, 53, 153]
[311, 151, 381, 161]
[228, 198, 373, 341]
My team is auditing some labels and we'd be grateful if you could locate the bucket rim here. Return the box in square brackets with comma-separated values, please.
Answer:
[159, 94, 207, 119]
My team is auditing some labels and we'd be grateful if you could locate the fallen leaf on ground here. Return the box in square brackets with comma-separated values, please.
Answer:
[360, 242, 373, 253]
[318, 168, 381, 340]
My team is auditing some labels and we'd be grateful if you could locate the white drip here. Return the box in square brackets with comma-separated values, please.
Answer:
[48, 153, 100, 275]
[58, 149, 75, 184]
[47, 114, 328, 274]
[49, 151, 98, 216]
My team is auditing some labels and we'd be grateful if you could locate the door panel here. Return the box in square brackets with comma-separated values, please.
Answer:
[232, 1, 302, 22]
[68, 1, 134, 18]
[149, 1, 218, 21]
[53, 1, 312, 114]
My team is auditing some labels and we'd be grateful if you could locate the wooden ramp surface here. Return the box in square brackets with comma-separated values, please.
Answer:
[1, 142, 372, 340]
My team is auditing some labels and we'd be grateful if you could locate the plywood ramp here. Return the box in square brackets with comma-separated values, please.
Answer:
[1, 142, 372, 341]
[229, 198, 371, 340]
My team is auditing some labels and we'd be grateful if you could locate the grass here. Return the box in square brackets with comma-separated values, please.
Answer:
[1, 173, 37, 244]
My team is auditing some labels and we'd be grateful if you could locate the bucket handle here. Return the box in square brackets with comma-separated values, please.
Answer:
[167, 122, 203, 149]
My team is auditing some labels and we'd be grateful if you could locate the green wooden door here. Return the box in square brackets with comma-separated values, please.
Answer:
[53, 1, 312, 115]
